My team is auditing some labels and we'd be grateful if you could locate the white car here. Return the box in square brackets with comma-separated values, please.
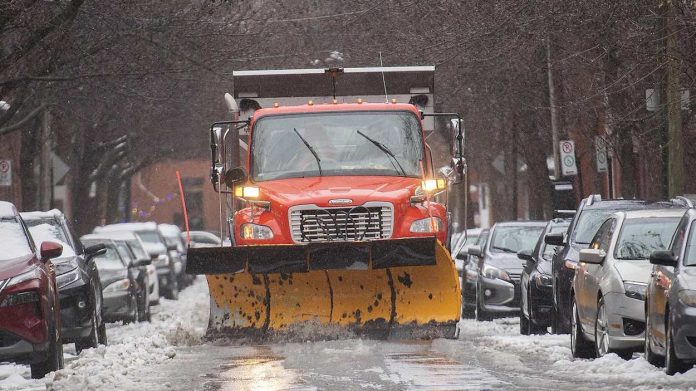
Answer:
[571, 209, 686, 359]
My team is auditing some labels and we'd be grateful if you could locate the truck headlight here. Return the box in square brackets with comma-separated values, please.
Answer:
[678, 290, 696, 307]
[481, 264, 510, 281]
[624, 282, 647, 301]
[535, 273, 553, 287]
[104, 279, 130, 293]
[409, 217, 443, 233]
[241, 223, 274, 240]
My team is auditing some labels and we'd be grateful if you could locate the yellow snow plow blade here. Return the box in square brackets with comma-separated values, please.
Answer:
[186, 237, 461, 339]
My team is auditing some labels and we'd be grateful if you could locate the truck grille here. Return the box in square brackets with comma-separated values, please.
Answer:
[289, 204, 393, 243]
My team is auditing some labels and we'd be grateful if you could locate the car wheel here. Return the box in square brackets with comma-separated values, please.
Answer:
[75, 310, 99, 354]
[475, 287, 491, 322]
[520, 313, 530, 335]
[140, 290, 151, 322]
[165, 272, 179, 300]
[594, 296, 611, 357]
[124, 295, 139, 325]
[97, 320, 107, 346]
[571, 297, 595, 359]
[665, 315, 689, 375]
[461, 287, 475, 318]
[31, 320, 64, 379]
[644, 310, 664, 367]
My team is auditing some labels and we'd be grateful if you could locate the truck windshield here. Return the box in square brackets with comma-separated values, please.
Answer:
[251, 111, 424, 181]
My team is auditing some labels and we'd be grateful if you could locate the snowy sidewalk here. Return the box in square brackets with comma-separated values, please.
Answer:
[0, 278, 209, 390]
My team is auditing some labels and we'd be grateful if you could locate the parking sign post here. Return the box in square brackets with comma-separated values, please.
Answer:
[559, 140, 578, 176]
[0, 160, 11, 186]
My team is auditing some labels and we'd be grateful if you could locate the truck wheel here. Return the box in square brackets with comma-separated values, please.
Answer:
[31, 322, 64, 379]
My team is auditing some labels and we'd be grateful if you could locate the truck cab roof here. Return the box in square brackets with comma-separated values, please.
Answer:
[250, 102, 422, 122]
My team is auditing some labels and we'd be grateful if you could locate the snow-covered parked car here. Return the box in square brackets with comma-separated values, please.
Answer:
[21, 209, 107, 353]
[571, 209, 684, 359]
[0, 202, 64, 378]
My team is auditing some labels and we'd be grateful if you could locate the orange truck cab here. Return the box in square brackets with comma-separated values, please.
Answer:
[213, 67, 465, 249]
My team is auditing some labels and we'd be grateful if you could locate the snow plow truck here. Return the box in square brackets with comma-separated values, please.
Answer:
[186, 66, 466, 339]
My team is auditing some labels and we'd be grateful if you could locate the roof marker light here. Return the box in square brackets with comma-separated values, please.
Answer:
[308, 100, 314, 106]
[332, 99, 338, 104]
[273, 102, 279, 108]
[391, 98, 397, 104]
[357, 98, 363, 104]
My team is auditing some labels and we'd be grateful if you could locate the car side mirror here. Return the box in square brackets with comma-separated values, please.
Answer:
[40, 241, 63, 261]
[544, 232, 564, 247]
[579, 248, 606, 264]
[223, 167, 248, 188]
[85, 243, 106, 256]
[467, 245, 482, 258]
[650, 250, 678, 267]
[517, 250, 533, 262]
[132, 258, 152, 268]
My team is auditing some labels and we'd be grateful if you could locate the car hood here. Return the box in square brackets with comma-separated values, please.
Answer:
[485, 252, 525, 274]
[614, 259, 653, 284]
[0, 254, 36, 281]
[255, 176, 418, 207]
[98, 267, 127, 286]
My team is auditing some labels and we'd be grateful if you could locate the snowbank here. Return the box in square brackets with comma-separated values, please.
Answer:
[0, 278, 209, 390]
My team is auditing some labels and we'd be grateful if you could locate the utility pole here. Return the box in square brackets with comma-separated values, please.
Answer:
[39, 109, 52, 210]
[665, 0, 683, 197]
[546, 35, 561, 179]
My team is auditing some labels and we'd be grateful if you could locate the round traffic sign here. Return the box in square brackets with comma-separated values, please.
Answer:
[563, 156, 575, 167]
[0, 161, 9, 173]
[561, 142, 573, 154]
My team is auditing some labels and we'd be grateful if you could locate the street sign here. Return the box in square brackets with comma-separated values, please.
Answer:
[595, 136, 608, 173]
[0, 160, 11, 186]
[559, 140, 578, 176]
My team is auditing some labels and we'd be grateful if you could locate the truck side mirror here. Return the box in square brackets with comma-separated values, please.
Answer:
[224, 167, 248, 188]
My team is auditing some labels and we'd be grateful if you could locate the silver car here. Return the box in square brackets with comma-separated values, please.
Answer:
[571, 209, 685, 359]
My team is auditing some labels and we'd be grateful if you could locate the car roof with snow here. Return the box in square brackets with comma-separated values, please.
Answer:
[618, 209, 687, 220]
[158, 223, 182, 236]
[94, 222, 158, 233]
[0, 201, 19, 218]
[20, 209, 64, 221]
[85, 231, 139, 241]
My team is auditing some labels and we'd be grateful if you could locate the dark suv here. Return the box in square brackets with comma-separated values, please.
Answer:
[547, 195, 689, 334]
[518, 218, 570, 334]
[22, 210, 107, 352]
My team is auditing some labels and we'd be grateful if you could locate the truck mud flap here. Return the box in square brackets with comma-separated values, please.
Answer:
[188, 237, 461, 340]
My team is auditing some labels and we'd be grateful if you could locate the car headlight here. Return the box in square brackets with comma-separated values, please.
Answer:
[6, 268, 42, 288]
[678, 290, 696, 307]
[241, 223, 274, 240]
[481, 264, 510, 281]
[535, 273, 553, 287]
[103, 279, 130, 293]
[624, 282, 647, 301]
[409, 217, 443, 233]
[153, 254, 169, 267]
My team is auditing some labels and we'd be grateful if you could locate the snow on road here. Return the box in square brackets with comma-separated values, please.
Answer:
[3, 278, 696, 390]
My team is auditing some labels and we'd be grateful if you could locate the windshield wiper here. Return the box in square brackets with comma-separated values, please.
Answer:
[293, 128, 322, 176]
[356, 130, 406, 176]
[492, 245, 517, 254]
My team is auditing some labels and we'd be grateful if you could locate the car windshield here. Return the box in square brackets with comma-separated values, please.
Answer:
[571, 209, 617, 245]
[136, 230, 161, 244]
[541, 224, 570, 261]
[94, 247, 126, 269]
[25, 221, 76, 257]
[490, 225, 545, 254]
[251, 111, 423, 181]
[614, 217, 681, 260]
[0, 217, 32, 261]
[127, 240, 148, 260]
